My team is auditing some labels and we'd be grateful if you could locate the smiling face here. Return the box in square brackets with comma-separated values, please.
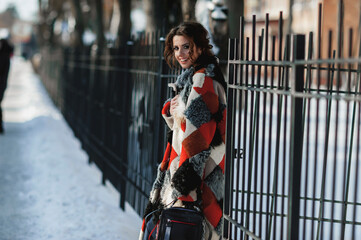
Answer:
[172, 35, 202, 69]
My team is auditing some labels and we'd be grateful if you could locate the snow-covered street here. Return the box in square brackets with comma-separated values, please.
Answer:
[0, 57, 142, 240]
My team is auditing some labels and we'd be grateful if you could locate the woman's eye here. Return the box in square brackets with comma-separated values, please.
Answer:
[184, 45, 189, 49]
[173, 46, 179, 51]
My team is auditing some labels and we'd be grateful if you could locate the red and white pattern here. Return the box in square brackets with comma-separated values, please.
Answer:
[140, 66, 226, 240]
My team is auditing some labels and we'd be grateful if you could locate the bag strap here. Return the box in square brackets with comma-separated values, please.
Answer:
[144, 208, 161, 222]
[146, 199, 178, 222]
[169, 199, 177, 208]
[164, 226, 171, 240]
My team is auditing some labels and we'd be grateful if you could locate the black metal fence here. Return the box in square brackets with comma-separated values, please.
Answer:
[224, 2, 361, 240]
[39, 3, 361, 239]
[39, 33, 179, 217]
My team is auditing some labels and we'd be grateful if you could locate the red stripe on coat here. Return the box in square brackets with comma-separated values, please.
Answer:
[162, 101, 171, 115]
[141, 219, 146, 231]
[202, 184, 222, 227]
[202, 92, 219, 114]
[161, 143, 171, 171]
[181, 121, 186, 132]
[181, 121, 216, 160]
[193, 76, 215, 96]
[218, 108, 227, 143]
[179, 145, 189, 166]
[178, 195, 194, 202]
[168, 147, 179, 169]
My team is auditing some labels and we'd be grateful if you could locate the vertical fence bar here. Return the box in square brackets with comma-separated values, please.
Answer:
[271, 12, 284, 240]
[152, 36, 165, 183]
[234, 16, 245, 240]
[254, 30, 264, 237]
[241, 36, 250, 240]
[319, 31, 335, 240]
[352, 83, 361, 240]
[223, 37, 235, 240]
[119, 42, 132, 210]
[281, 34, 291, 240]
[302, 31, 313, 240]
[245, 14, 257, 235]
[231, 37, 239, 240]
[287, 34, 305, 240]
[352, 9, 361, 237]
[259, 13, 269, 240]
[330, 1, 344, 238]
[266, 35, 276, 240]
[311, 4, 322, 239]
[340, 27, 353, 240]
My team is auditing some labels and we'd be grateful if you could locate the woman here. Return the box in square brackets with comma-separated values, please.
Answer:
[0, 38, 14, 133]
[140, 22, 227, 240]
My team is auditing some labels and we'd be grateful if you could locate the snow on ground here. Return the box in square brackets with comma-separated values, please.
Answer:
[0, 57, 142, 240]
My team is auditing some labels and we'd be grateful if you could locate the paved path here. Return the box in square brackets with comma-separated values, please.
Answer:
[0, 57, 141, 240]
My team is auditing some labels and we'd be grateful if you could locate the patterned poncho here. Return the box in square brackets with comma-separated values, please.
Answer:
[140, 64, 226, 240]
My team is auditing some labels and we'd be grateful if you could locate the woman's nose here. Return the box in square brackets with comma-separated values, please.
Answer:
[178, 48, 186, 57]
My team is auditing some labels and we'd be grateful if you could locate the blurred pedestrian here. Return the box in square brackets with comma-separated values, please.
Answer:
[140, 22, 227, 240]
[0, 38, 14, 133]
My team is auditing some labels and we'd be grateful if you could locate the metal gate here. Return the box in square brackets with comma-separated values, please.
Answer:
[223, 3, 361, 240]
[39, 34, 179, 217]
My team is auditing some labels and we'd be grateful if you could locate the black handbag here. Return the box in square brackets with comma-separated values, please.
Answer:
[157, 207, 204, 240]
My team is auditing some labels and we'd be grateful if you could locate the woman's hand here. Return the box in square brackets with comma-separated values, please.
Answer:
[170, 95, 179, 116]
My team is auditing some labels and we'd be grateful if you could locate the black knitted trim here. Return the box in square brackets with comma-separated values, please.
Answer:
[171, 159, 201, 196]
[143, 199, 164, 225]
[152, 201, 164, 225]
[143, 200, 156, 220]
[210, 128, 223, 148]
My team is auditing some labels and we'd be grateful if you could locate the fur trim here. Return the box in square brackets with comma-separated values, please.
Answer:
[149, 188, 160, 204]
[204, 166, 224, 201]
[143, 199, 164, 224]
[185, 96, 212, 128]
[168, 83, 178, 93]
[152, 164, 166, 190]
[160, 170, 173, 205]
[143, 200, 155, 220]
[172, 95, 186, 127]
[189, 148, 211, 177]
[175, 67, 194, 104]
[205, 64, 216, 78]
[175, 68, 194, 87]
[181, 83, 193, 104]
[160, 170, 182, 206]
[214, 217, 223, 236]
[172, 159, 201, 196]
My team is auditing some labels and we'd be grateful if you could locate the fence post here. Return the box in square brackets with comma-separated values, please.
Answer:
[287, 34, 305, 240]
[153, 35, 166, 172]
[223, 37, 236, 239]
[119, 41, 133, 210]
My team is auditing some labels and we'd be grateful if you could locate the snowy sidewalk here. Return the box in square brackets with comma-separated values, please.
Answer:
[0, 57, 142, 240]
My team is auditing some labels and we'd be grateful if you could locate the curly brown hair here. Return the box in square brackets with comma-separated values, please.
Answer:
[164, 22, 214, 68]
